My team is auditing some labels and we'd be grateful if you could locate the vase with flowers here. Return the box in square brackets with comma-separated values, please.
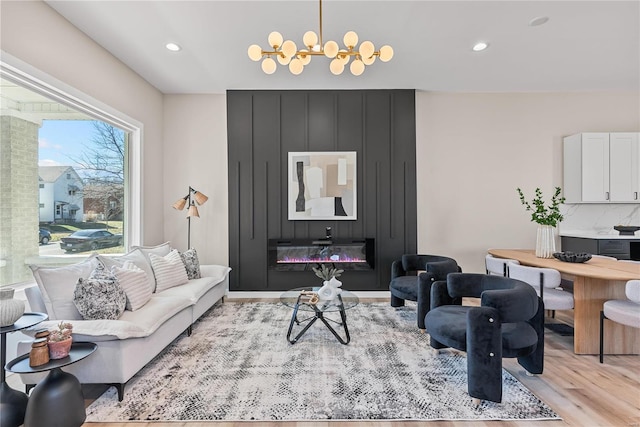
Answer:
[517, 187, 565, 258]
[312, 264, 344, 301]
[48, 321, 73, 359]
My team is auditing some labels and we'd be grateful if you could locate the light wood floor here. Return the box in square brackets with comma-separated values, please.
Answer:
[11, 299, 639, 427]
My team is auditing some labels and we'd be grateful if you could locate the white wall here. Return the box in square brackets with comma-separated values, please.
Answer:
[163, 95, 228, 265]
[416, 91, 640, 273]
[3, 2, 638, 277]
[1, 0, 165, 244]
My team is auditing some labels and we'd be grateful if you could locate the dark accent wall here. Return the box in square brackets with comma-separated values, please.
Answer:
[227, 90, 416, 291]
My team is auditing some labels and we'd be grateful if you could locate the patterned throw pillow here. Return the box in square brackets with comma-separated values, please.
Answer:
[111, 261, 152, 311]
[149, 249, 189, 293]
[73, 263, 126, 320]
[180, 248, 201, 280]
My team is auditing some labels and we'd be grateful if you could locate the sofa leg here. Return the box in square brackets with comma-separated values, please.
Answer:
[110, 383, 125, 401]
[187, 325, 193, 336]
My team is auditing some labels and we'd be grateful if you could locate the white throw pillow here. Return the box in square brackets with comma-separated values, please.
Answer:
[132, 242, 171, 259]
[30, 255, 101, 320]
[131, 242, 172, 291]
[111, 261, 153, 311]
[149, 249, 189, 292]
[98, 249, 155, 293]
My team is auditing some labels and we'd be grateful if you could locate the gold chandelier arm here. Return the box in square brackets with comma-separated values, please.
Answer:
[319, 0, 323, 48]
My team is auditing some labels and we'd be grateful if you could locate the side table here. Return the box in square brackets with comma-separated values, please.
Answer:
[6, 342, 97, 427]
[0, 312, 47, 427]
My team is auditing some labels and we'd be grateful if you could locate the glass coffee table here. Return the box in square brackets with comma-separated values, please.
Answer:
[280, 287, 359, 345]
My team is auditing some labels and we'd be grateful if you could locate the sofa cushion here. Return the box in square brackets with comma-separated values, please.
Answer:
[111, 261, 153, 311]
[27, 295, 193, 340]
[30, 255, 101, 320]
[180, 248, 201, 280]
[98, 250, 155, 293]
[73, 263, 127, 320]
[149, 249, 189, 292]
[157, 274, 225, 303]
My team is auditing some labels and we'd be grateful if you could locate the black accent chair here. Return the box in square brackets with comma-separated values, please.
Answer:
[389, 254, 461, 330]
[425, 273, 544, 404]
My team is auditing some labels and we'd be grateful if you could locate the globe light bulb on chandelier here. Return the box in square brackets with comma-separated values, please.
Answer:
[247, 0, 393, 76]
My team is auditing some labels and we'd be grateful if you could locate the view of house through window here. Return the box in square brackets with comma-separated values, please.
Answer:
[38, 119, 126, 256]
[0, 76, 128, 287]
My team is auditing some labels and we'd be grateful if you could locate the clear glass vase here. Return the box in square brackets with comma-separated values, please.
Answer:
[535, 224, 556, 258]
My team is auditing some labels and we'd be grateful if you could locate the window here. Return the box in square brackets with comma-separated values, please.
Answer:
[0, 58, 142, 287]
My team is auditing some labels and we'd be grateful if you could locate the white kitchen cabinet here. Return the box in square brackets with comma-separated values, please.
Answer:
[563, 132, 640, 203]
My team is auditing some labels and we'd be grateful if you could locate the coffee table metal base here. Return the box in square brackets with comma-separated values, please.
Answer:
[286, 297, 351, 345]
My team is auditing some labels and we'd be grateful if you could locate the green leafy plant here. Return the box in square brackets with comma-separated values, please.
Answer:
[516, 187, 565, 227]
[312, 264, 344, 281]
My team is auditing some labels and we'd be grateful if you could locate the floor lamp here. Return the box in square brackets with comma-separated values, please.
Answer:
[172, 186, 208, 248]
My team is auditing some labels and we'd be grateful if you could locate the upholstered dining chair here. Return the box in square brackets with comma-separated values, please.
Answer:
[485, 253, 519, 276]
[600, 279, 640, 363]
[507, 262, 574, 318]
[425, 273, 544, 404]
[389, 254, 461, 330]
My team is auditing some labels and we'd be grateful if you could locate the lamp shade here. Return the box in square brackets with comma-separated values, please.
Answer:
[248, 44, 262, 61]
[172, 197, 188, 210]
[193, 191, 208, 205]
[268, 31, 283, 48]
[262, 57, 277, 74]
[343, 31, 358, 48]
[303, 31, 318, 48]
[379, 45, 394, 62]
[187, 204, 200, 218]
[324, 40, 339, 58]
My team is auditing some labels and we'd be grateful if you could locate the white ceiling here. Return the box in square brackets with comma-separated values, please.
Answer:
[46, 1, 639, 94]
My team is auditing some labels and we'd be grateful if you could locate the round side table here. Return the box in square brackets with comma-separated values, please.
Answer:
[6, 342, 97, 427]
[0, 312, 47, 427]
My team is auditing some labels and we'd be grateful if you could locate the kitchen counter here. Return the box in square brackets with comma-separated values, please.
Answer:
[560, 230, 639, 239]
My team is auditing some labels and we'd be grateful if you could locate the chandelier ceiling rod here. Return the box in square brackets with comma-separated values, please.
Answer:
[247, 0, 393, 76]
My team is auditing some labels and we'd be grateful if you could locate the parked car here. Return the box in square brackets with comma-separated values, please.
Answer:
[39, 228, 51, 245]
[59, 229, 122, 253]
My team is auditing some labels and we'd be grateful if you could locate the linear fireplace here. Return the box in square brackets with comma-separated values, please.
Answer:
[268, 238, 374, 271]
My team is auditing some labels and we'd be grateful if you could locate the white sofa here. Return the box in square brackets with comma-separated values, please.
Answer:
[16, 249, 230, 401]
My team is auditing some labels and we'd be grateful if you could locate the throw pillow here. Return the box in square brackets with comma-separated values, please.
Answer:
[131, 242, 172, 291]
[180, 248, 201, 280]
[132, 242, 171, 259]
[73, 263, 126, 320]
[30, 254, 101, 320]
[98, 249, 155, 293]
[149, 249, 189, 292]
[111, 261, 152, 311]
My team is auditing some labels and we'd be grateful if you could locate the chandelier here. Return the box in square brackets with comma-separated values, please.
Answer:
[247, 0, 393, 76]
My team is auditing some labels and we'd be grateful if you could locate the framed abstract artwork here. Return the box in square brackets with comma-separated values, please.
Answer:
[288, 151, 357, 220]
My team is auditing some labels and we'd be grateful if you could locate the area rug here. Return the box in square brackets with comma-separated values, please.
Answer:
[86, 302, 560, 422]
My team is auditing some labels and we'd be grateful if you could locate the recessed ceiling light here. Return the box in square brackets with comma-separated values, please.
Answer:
[165, 43, 181, 52]
[529, 16, 549, 27]
[472, 42, 489, 52]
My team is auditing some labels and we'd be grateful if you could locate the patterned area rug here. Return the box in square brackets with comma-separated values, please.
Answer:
[86, 302, 560, 422]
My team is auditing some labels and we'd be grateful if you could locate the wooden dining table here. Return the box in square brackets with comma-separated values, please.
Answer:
[489, 249, 640, 355]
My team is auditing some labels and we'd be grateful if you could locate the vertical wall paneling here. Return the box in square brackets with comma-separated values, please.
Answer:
[227, 90, 416, 291]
